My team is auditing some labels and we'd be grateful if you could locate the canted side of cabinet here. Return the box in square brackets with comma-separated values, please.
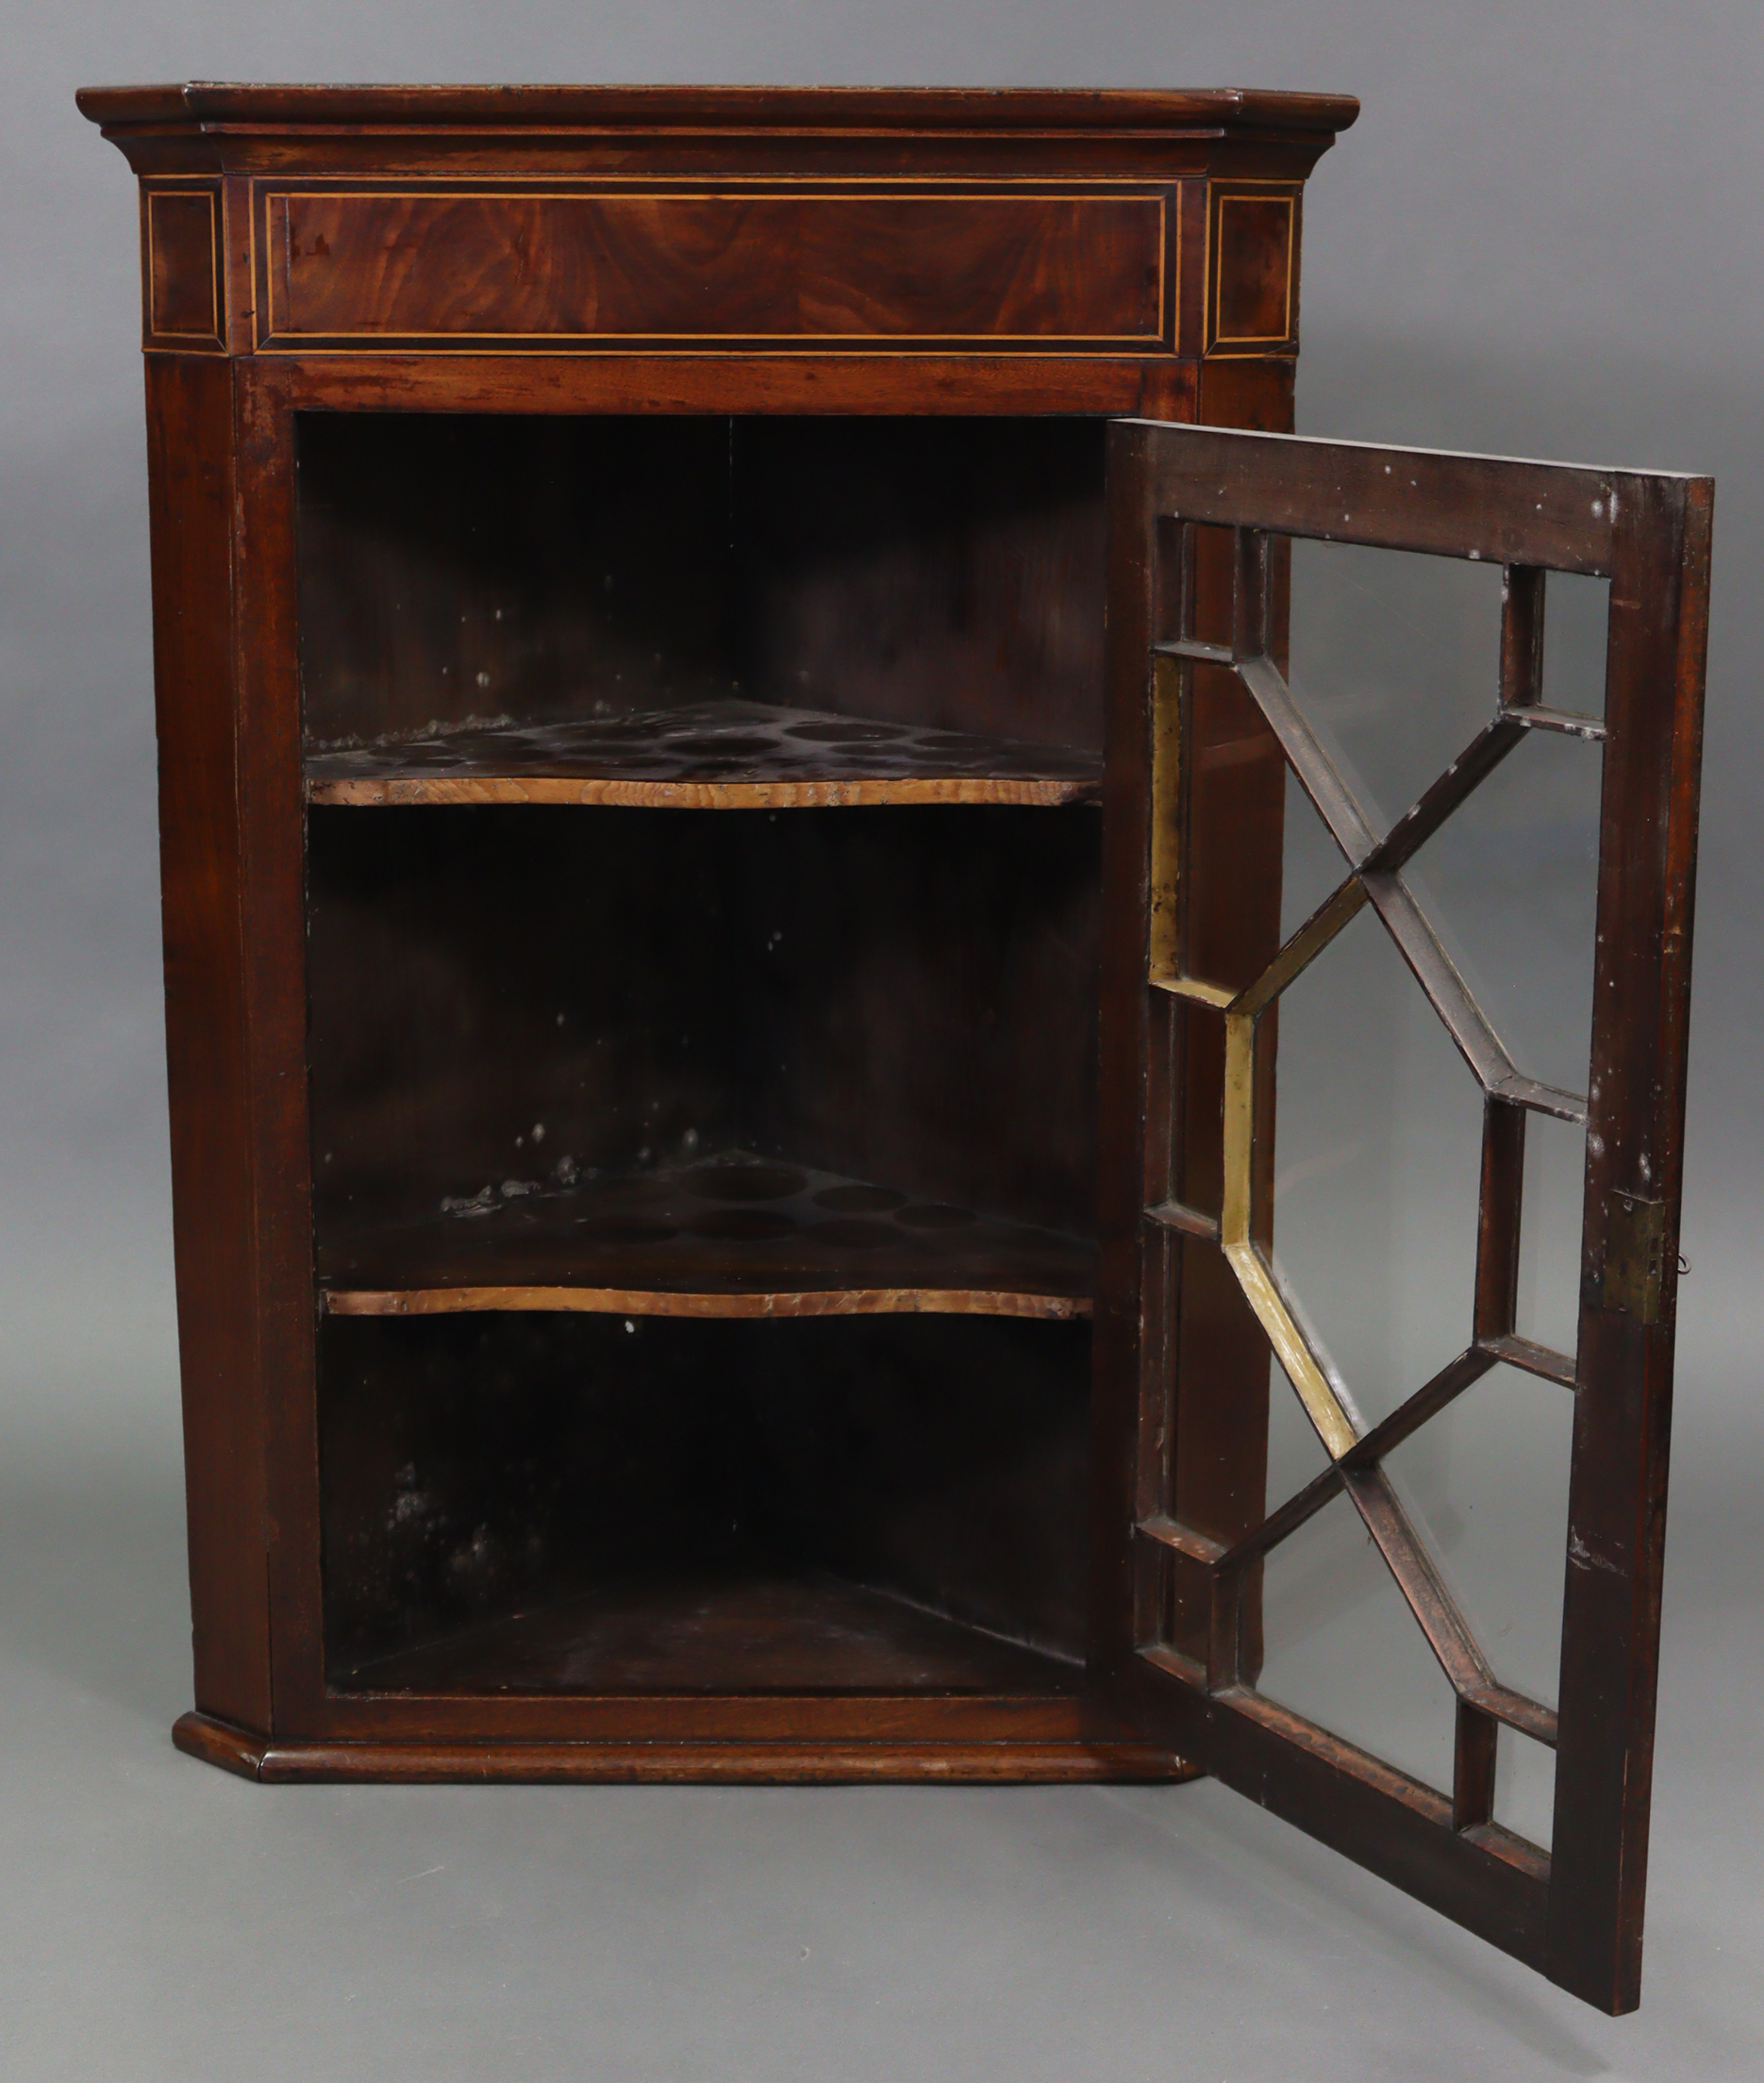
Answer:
[85, 83, 1353, 1776]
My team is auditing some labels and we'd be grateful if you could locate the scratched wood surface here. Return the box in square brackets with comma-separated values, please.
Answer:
[307, 700, 1102, 808]
[322, 1149, 1094, 1316]
[340, 1572, 1086, 1695]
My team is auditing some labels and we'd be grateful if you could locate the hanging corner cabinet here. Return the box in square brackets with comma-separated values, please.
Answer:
[81, 83, 1710, 2016]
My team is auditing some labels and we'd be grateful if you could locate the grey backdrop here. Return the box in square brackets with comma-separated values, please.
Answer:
[3, 5, 1760, 2077]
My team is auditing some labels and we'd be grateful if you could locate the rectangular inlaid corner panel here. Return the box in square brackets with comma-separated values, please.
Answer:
[1206, 184, 1299, 356]
[143, 184, 223, 349]
[255, 186, 1168, 351]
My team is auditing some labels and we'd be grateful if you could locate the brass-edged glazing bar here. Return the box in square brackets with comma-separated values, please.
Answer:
[1219, 996, 1359, 1459]
[1229, 646, 1588, 1114]
[1133, 1216, 1177, 1534]
[1226, 1241, 1359, 1460]
[1219, 1010, 1256, 1250]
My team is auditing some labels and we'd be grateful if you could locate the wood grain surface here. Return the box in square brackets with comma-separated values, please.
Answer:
[264, 189, 1165, 350]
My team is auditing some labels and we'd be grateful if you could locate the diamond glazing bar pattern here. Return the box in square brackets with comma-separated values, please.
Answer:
[1106, 420, 1713, 2012]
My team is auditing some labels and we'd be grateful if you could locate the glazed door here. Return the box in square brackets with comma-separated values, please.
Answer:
[1093, 421, 1711, 2014]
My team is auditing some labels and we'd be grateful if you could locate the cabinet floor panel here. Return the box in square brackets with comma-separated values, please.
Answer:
[320, 1149, 1094, 1319]
[305, 698, 1101, 808]
[338, 1571, 1084, 1697]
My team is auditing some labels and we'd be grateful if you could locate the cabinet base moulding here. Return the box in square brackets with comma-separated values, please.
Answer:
[172, 1713, 1198, 1785]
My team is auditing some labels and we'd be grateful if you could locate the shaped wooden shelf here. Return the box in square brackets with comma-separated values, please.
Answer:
[319, 1152, 1095, 1321]
[305, 700, 1103, 810]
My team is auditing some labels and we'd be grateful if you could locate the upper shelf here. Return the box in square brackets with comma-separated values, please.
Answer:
[305, 700, 1103, 809]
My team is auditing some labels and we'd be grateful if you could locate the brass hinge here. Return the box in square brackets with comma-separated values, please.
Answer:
[1603, 1191, 1668, 1325]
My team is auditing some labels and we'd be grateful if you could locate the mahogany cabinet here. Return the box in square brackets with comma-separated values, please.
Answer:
[81, 84, 1710, 2013]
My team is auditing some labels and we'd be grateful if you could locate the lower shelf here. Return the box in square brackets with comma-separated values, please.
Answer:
[320, 1150, 1094, 1321]
[339, 1572, 1082, 1698]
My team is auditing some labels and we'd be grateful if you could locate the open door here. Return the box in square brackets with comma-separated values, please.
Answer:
[1093, 421, 1711, 2014]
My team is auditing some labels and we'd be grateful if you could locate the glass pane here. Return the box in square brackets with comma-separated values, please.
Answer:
[1285, 536, 1604, 1102]
[1541, 570, 1611, 722]
[1256, 1487, 1456, 1797]
[1286, 538, 1506, 836]
[1497, 1725, 1558, 1849]
[1278, 762, 1351, 939]
[1404, 728, 1602, 1100]
[1269, 901, 1482, 1429]
[1384, 1361, 1572, 1715]
[1518, 1109, 1588, 1359]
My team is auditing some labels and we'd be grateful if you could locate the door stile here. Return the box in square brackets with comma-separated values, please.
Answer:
[1090, 420, 1161, 1678]
[1547, 473, 1713, 2010]
[1092, 426, 1288, 1700]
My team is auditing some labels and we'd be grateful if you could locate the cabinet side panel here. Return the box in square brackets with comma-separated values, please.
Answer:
[144, 355, 273, 1731]
[234, 366, 328, 1732]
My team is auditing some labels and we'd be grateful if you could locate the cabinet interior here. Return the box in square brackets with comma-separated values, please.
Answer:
[297, 413, 1107, 1697]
